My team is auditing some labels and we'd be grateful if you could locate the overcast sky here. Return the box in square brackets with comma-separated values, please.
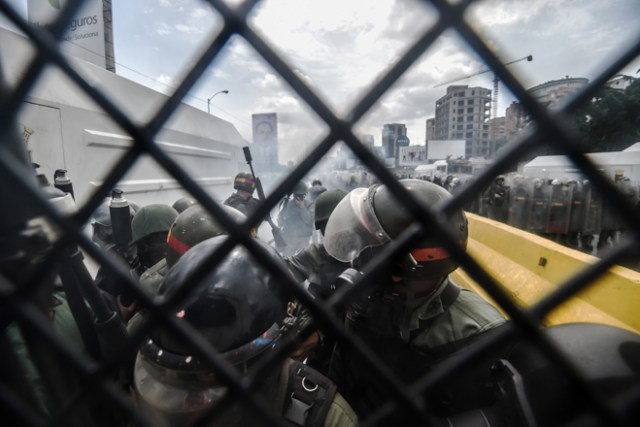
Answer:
[3, 0, 640, 163]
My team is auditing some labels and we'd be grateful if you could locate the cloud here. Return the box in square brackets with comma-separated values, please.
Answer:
[252, 73, 282, 91]
[466, 0, 550, 27]
[155, 22, 172, 36]
[174, 23, 205, 35]
[110, 0, 640, 163]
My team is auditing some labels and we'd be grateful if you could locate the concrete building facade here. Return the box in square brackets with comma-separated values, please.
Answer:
[425, 118, 435, 143]
[434, 85, 492, 158]
[528, 77, 589, 110]
[505, 101, 528, 140]
[382, 123, 409, 166]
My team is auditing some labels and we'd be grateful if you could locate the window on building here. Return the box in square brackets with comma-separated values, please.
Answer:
[468, 99, 474, 105]
[467, 115, 473, 122]
[466, 132, 473, 138]
[467, 124, 473, 129]
[458, 108, 464, 114]
[467, 107, 473, 113]
[457, 124, 463, 130]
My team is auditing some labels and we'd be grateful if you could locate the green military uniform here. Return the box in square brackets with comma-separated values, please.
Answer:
[287, 243, 349, 300]
[138, 257, 168, 295]
[223, 192, 260, 216]
[329, 277, 507, 418]
[126, 258, 169, 334]
[286, 243, 350, 373]
[277, 358, 358, 427]
[6, 291, 87, 416]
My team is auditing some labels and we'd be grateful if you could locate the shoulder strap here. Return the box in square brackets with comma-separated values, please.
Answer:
[439, 279, 461, 309]
[283, 361, 337, 427]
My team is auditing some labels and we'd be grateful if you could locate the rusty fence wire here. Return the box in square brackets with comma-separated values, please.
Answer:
[1, 0, 640, 426]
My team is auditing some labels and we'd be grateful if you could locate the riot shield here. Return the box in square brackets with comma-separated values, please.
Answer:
[567, 182, 585, 234]
[527, 180, 549, 233]
[507, 178, 530, 230]
[582, 183, 602, 236]
[545, 181, 571, 235]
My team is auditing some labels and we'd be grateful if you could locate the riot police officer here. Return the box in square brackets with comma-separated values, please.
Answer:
[128, 205, 249, 333]
[133, 235, 357, 426]
[130, 204, 179, 275]
[286, 188, 350, 372]
[308, 179, 328, 203]
[223, 172, 260, 216]
[487, 175, 509, 222]
[323, 179, 507, 419]
[287, 188, 350, 299]
[278, 181, 314, 256]
[136, 204, 247, 296]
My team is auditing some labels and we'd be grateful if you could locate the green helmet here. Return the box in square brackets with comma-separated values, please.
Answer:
[165, 204, 247, 267]
[172, 196, 198, 213]
[292, 181, 308, 195]
[324, 179, 468, 280]
[314, 188, 348, 230]
[131, 204, 178, 243]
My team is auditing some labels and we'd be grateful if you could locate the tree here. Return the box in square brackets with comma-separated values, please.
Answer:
[500, 77, 640, 162]
[580, 77, 640, 152]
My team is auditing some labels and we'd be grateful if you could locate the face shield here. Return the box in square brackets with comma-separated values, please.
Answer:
[323, 187, 390, 263]
[135, 322, 283, 427]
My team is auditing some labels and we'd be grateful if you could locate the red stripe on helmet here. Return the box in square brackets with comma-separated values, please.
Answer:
[411, 247, 450, 262]
[167, 230, 191, 255]
[235, 177, 255, 187]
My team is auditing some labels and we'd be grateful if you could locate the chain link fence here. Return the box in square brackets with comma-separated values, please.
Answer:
[1, 0, 639, 426]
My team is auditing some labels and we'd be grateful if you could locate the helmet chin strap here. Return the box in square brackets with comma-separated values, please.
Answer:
[386, 276, 445, 343]
[399, 288, 414, 343]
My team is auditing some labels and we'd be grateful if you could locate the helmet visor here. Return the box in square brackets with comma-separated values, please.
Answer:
[324, 187, 390, 262]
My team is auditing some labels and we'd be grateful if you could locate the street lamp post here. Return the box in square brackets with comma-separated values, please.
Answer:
[207, 90, 229, 114]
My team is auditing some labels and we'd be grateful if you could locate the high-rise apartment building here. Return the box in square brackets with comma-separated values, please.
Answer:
[425, 118, 435, 143]
[382, 123, 409, 166]
[434, 85, 492, 158]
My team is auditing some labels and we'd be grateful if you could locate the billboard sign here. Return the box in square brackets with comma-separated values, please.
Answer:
[27, 0, 106, 68]
[251, 112, 278, 165]
[427, 139, 466, 160]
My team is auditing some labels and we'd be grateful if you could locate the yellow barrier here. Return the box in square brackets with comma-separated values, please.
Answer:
[451, 213, 640, 334]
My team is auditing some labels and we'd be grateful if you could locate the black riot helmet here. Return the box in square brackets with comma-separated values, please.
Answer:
[135, 236, 291, 425]
[324, 179, 468, 280]
[165, 204, 249, 268]
[150, 235, 289, 365]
